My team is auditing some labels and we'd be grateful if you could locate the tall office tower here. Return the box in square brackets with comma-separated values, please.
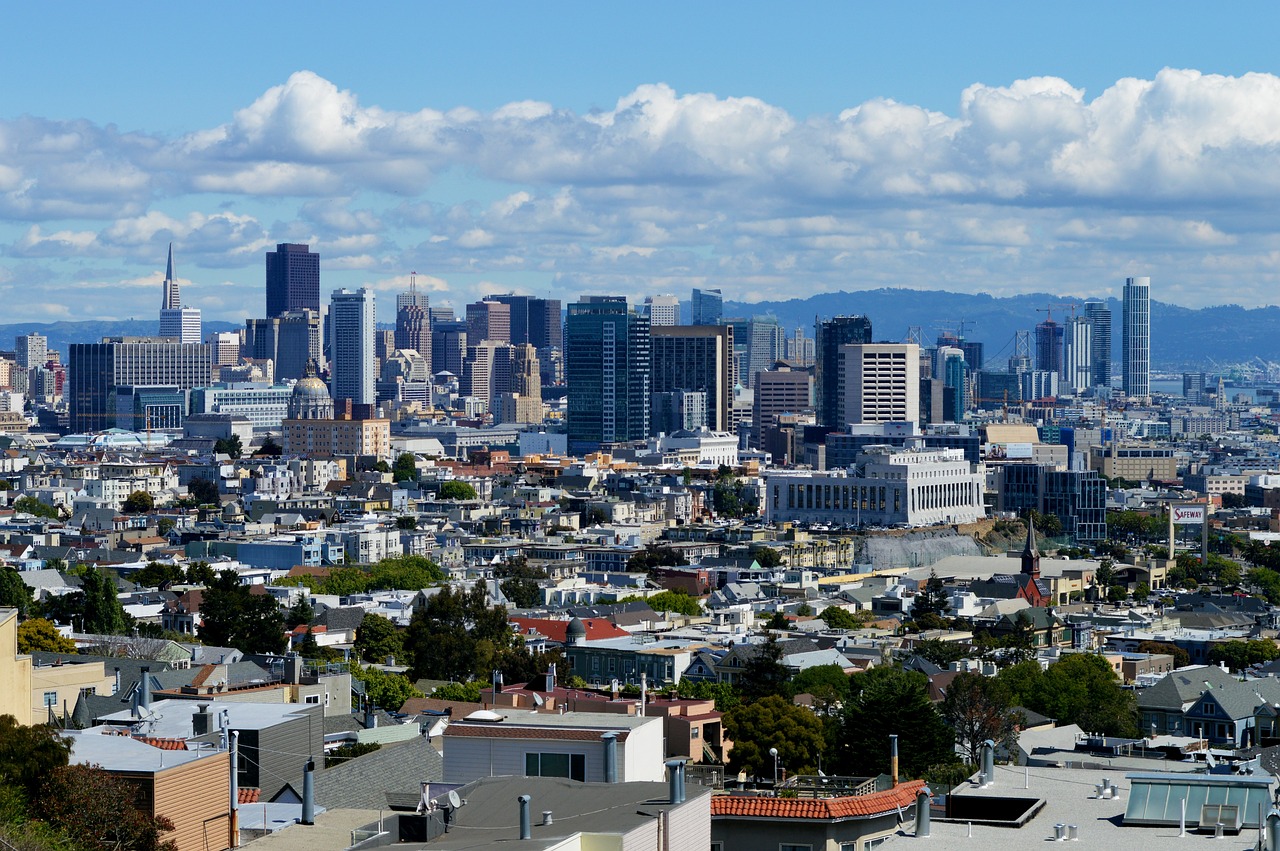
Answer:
[68, 337, 212, 433]
[329, 288, 376, 406]
[1083, 299, 1112, 389]
[815, 314, 873, 427]
[492, 343, 543, 424]
[690, 287, 723, 325]
[492, 294, 563, 349]
[1062, 315, 1093, 394]
[277, 310, 322, 381]
[375, 329, 396, 371]
[466, 299, 511, 343]
[729, 316, 784, 390]
[395, 303, 430, 353]
[644, 294, 680, 326]
[960, 341, 984, 371]
[565, 296, 650, 453]
[1034, 319, 1064, 375]
[753, 364, 813, 439]
[1021, 370, 1059, 400]
[462, 340, 502, 411]
[157, 245, 202, 344]
[160, 243, 180, 310]
[396, 272, 430, 313]
[265, 243, 320, 318]
[205, 332, 241, 367]
[650, 325, 734, 433]
[431, 320, 467, 378]
[841, 343, 921, 425]
[429, 306, 455, 323]
[14, 334, 47, 370]
[939, 347, 967, 421]
[1122, 276, 1151, 397]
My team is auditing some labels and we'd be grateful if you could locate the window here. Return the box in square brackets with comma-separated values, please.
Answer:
[43, 692, 57, 707]
[79, 687, 96, 698]
[780, 845, 812, 851]
[691, 726, 700, 739]
[305, 695, 321, 704]
[525, 752, 586, 782]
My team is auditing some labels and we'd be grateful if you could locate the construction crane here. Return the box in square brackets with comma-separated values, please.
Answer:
[1036, 302, 1080, 322]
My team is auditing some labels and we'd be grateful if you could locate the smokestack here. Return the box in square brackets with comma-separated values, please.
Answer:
[517, 795, 532, 840]
[665, 759, 686, 804]
[140, 667, 152, 711]
[301, 760, 315, 825]
[602, 732, 618, 783]
[194, 703, 211, 736]
[915, 787, 931, 838]
[890, 734, 899, 787]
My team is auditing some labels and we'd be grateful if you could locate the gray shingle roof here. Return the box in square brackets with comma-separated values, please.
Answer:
[313, 735, 442, 810]
[1135, 665, 1239, 711]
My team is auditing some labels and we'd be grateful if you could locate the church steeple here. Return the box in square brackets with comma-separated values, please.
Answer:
[1021, 516, 1041, 579]
[161, 243, 181, 310]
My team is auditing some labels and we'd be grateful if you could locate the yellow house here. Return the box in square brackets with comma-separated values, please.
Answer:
[0, 608, 34, 723]
[31, 658, 114, 726]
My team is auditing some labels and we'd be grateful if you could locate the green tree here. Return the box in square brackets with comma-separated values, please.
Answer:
[186, 477, 220, 505]
[185, 561, 217, 585]
[132, 561, 184, 590]
[354, 613, 404, 664]
[753, 547, 784, 568]
[739, 633, 791, 700]
[438, 480, 478, 501]
[1209, 639, 1279, 672]
[369, 554, 446, 590]
[36, 763, 177, 851]
[325, 742, 381, 768]
[913, 638, 967, 669]
[198, 570, 286, 653]
[764, 611, 789, 631]
[837, 667, 957, 779]
[941, 672, 1020, 764]
[392, 452, 418, 483]
[912, 569, 951, 630]
[788, 664, 851, 714]
[286, 596, 314, 628]
[0, 714, 71, 812]
[13, 496, 58, 520]
[405, 582, 521, 682]
[1136, 640, 1190, 669]
[1094, 560, 1116, 592]
[430, 681, 483, 702]
[122, 491, 155, 514]
[796, 603, 813, 617]
[395, 515, 418, 530]
[622, 590, 701, 616]
[626, 544, 688, 573]
[724, 695, 826, 778]
[213, 435, 243, 459]
[17, 618, 76, 654]
[352, 664, 423, 711]
[80, 568, 127, 635]
[0, 566, 33, 617]
[819, 606, 863, 630]
[257, 435, 283, 457]
[1001, 653, 1137, 737]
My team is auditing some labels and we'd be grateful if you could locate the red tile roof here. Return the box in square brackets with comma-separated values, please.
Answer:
[136, 737, 189, 751]
[510, 617, 630, 643]
[238, 788, 261, 805]
[711, 780, 927, 820]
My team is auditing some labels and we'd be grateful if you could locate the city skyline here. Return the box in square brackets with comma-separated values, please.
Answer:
[8, 5, 1280, 323]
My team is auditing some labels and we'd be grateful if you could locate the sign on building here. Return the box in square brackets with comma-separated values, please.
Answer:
[1172, 504, 1206, 525]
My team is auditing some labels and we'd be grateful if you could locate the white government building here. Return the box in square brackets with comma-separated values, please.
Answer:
[764, 443, 986, 527]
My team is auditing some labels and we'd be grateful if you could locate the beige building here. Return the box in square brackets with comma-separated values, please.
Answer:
[0, 608, 33, 722]
[841, 343, 920, 425]
[1089, 443, 1178, 482]
[31, 657, 114, 725]
[283, 417, 390, 460]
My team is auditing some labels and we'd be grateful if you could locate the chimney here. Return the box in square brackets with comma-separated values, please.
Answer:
[665, 759, 686, 804]
[114, 666, 121, 695]
[915, 786, 931, 838]
[140, 667, 152, 711]
[601, 732, 618, 783]
[981, 739, 995, 787]
[364, 696, 377, 729]
[194, 703, 211, 736]
[301, 760, 315, 825]
[890, 734, 899, 787]
[287, 652, 303, 684]
[517, 795, 532, 840]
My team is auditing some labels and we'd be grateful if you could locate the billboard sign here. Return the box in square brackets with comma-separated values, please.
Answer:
[1172, 504, 1206, 525]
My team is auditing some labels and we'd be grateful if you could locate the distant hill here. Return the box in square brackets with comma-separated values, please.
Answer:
[0, 320, 241, 357]
[722, 288, 1280, 371]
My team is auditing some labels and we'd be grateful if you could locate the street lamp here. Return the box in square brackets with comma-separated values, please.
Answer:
[769, 747, 779, 787]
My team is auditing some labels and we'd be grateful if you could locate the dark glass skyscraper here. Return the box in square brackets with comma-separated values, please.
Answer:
[1083, 299, 1112, 389]
[492, 294, 563, 350]
[690, 288, 723, 325]
[266, 243, 320, 318]
[1034, 319, 1064, 375]
[814, 315, 873, 427]
[565, 296, 650, 453]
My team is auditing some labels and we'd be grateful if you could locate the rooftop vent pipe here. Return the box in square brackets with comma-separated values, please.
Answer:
[518, 795, 532, 840]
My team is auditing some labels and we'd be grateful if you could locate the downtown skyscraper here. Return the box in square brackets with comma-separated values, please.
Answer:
[1083, 299, 1112, 389]
[266, 243, 321, 318]
[815, 314, 873, 427]
[1123, 276, 1151, 397]
[565, 296, 650, 453]
[329, 288, 376, 407]
[157, 244, 201, 345]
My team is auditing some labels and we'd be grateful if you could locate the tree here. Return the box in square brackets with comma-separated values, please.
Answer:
[286, 596, 315, 628]
[1094, 560, 1116, 592]
[198, 570, 286, 653]
[998, 653, 1137, 737]
[81, 568, 127, 635]
[0, 714, 71, 810]
[122, 491, 155, 514]
[796, 603, 813, 617]
[0, 566, 33, 617]
[430, 681, 483, 702]
[36, 763, 177, 851]
[185, 561, 217, 585]
[819, 606, 865, 630]
[438, 480, 478, 501]
[1209, 639, 1279, 672]
[496, 558, 549, 609]
[753, 547, 784, 568]
[132, 561, 184, 590]
[739, 633, 791, 701]
[354, 613, 404, 664]
[257, 435, 283, 457]
[788, 664, 851, 714]
[764, 611, 789, 631]
[392, 452, 419, 483]
[627, 590, 701, 616]
[913, 638, 967, 669]
[214, 435, 243, 459]
[941, 672, 1020, 764]
[1137, 640, 1190, 669]
[13, 496, 58, 520]
[1222, 492, 1248, 509]
[626, 544, 688, 573]
[187, 477, 220, 505]
[837, 667, 957, 779]
[405, 581, 521, 682]
[724, 695, 826, 778]
[352, 664, 423, 711]
[395, 515, 418, 530]
[711, 469, 757, 518]
[912, 570, 951, 630]
[16, 618, 75, 654]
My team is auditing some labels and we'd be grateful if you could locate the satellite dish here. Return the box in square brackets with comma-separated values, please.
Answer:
[447, 791, 462, 809]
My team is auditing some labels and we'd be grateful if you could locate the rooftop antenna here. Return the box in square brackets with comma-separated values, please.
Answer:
[409, 271, 417, 295]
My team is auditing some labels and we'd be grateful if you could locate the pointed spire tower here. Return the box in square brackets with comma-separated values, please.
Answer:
[161, 243, 181, 309]
[1021, 516, 1041, 580]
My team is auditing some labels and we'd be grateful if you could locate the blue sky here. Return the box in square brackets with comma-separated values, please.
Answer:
[5, 2, 1280, 324]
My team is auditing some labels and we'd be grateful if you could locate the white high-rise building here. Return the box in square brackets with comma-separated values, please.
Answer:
[1062, 315, 1093, 394]
[329, 288, 377, 406]
[14, 334, 46, 369]
[644, 294, 680, 326]
[1122, 276, 1151, 398]
[157, 244, 201, 344]
[841, 343, 920, 426]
